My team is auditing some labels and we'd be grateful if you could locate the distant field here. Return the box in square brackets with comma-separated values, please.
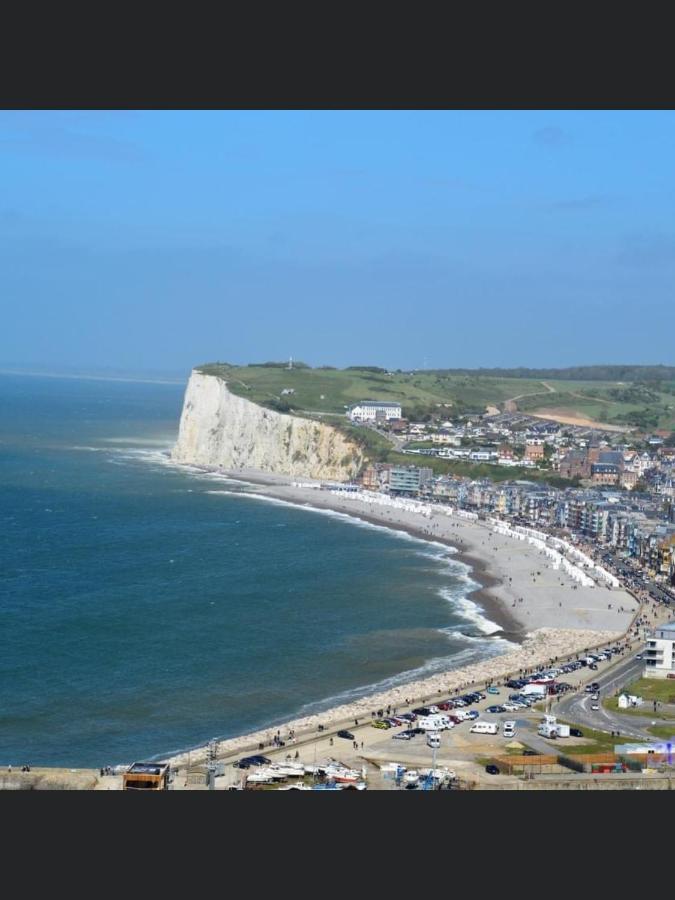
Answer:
[515, 380, 675, 431]
[196, 363, 675, 434]
[199, 364, 563, 418]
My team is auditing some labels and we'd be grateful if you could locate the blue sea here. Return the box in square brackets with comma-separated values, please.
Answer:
[0, 373, 513, 767]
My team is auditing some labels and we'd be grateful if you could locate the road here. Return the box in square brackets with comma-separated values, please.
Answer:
[504, 381, 557, 406]
[555, 655, 653, 740]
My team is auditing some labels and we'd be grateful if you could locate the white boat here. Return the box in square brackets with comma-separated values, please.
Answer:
[325, 766, 361, 783]
[246, 769, 276, 784]
[269, 764, 305, 778]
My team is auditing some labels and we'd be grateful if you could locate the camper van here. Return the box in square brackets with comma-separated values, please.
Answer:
[417, 715, 451, 732]
[470, 721, 498, 735]
[426, 731, 441, 749]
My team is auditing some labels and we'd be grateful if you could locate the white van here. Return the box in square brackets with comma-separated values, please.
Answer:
[470, 721, 498, 735]
[503, 721, 516, 738]
[426, 731, 441, 749]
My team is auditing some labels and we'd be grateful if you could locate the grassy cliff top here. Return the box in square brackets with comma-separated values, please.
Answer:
[195, 362, 675, 431]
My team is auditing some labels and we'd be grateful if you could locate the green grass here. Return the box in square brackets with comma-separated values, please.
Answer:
[619, 678, 675, 704]
[647, 725, 675, 740]
[196, 362, 675, 433]
[197, 364, 552, 419]
[603, 697, 675, 721]
[554, 720, 634, 755]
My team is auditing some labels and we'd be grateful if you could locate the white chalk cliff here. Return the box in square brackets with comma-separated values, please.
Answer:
[171, 371, 364, 480]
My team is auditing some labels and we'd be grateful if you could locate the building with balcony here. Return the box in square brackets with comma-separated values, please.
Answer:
[389, 465, 432, 496]
[644, 620, 675, 679]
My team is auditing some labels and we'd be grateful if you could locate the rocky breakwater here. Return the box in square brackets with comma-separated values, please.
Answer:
[171, 371, 364, 481]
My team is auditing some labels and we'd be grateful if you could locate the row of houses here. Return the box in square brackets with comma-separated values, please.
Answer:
[357, 462, 675, 584]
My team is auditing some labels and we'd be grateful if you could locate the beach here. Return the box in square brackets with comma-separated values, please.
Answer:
[164, 467, 640, 769]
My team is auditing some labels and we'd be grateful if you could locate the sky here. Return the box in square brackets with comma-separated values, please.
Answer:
[1, 109, 674, 375]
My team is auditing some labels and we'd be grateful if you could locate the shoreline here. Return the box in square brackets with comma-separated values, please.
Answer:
[159, 463, 640, 770]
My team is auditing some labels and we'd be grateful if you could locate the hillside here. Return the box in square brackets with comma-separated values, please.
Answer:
[196, 362, 675, 432]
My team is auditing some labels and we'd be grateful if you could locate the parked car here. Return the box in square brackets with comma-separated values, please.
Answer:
[591, 703, 599, 711]
[233, 755, 271, 769]
[372, 720, 391, 729]
[570, 728, 584, 737]
[487, 686, 501, 695]
[337, 730, 355, 740]
[412, 707, 433, 716]
[466, 710, 480, 720]
[393, 730, 415, 741]
[485, 764, 500, 775]
[588, 663, 598, 670]
[486, 705, 505, 713]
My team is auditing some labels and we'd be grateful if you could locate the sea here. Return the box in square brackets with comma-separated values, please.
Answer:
[0, 373, 515, 767]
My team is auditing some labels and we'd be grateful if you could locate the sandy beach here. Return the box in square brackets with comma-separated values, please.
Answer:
[163, 467, 640, 769]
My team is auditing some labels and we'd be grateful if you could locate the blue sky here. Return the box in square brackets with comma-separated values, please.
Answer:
[1, 109, 674, 374]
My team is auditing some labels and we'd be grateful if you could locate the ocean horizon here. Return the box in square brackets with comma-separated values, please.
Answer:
[0, 373, 512, 767]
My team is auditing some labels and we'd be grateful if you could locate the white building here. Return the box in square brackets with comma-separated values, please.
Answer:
[347, 400, 402, 423]
[644, 620, 675, 679]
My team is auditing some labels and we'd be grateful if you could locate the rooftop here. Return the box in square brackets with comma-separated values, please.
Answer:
[349, 400, 402, 408]
[127, 762, 169, 775]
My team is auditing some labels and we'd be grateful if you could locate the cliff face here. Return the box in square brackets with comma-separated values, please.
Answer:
[171, 371, 363, 481]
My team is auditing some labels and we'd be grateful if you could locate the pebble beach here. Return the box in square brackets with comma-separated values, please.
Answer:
[164, 468, 639, 769]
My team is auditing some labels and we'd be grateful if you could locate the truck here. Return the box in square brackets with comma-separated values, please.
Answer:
[538, 715, 569, 738]
[538, 723, 558, 739]
[522, 683, 548, 698]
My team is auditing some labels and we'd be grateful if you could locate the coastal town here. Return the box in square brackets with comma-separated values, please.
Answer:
[6, 110, 675, 799]
[6, 388, 675, 793]
[349, 397, 675, 596]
